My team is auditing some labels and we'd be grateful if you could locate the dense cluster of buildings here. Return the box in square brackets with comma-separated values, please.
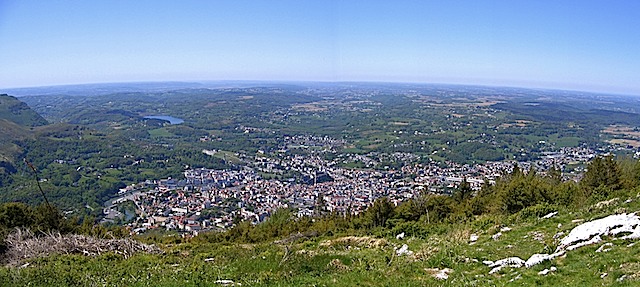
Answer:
[110, 145, 607, 235]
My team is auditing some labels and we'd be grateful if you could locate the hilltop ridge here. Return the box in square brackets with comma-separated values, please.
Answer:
[0, 95, 47, 180]
[0, 94, 47, 127]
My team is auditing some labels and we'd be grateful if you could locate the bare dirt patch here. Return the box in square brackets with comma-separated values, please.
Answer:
[603, 125, 640, 137]
[292, 103, 328, 112]
[608, 139, 640, 148]
[319, 236, 388, 249]
[603, 125, 640, 147]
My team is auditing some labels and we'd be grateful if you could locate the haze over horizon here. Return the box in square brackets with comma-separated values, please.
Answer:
[1, 1, 639, 95]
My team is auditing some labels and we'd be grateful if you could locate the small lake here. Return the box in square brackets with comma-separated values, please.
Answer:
[144, 115, 184, 124]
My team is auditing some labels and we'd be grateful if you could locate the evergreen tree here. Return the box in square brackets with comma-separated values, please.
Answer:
[453, 177, 472, 203]
[547, 165, 562, 184]
[365, 197, 395, 228]
[511, 163, 522, 177]
[582, 155, 621, 196]
[0, 202, 34, 229]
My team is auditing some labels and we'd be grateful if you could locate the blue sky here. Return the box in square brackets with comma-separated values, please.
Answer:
[1, 0, 639, 95]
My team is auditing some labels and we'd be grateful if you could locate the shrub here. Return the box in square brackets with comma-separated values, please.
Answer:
[512, 203, 557, 222]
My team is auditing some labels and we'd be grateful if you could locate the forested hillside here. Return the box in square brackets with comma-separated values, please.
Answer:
[0, 94, 47, 127]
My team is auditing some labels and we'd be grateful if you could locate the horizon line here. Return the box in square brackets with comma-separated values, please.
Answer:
[1, 79, 638, 98]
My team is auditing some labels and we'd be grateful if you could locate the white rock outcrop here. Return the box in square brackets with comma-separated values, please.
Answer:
[396, 244, 413, 256]
[595, 242, 613, 253]
[486, 212, 640, 275]
[541, 211, 558, 219]
[525, 252, 564, 268]
[557, 213, 640, 251]
[425, 268, 453, 280]
[487, 257, 525, 274]
[538, 266, 557, 275]
[469, 234, 479, 243]
[566, 235, 602, 251]
[486, 251, 564, 275]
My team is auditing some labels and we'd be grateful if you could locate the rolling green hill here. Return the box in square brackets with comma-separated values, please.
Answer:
[0, 95, 45, 179]
[0, 94, 47, 127]
[0, 119, 32, 163]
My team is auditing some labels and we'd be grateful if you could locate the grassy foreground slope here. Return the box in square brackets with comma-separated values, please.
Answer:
[3, 188, 640, 286]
